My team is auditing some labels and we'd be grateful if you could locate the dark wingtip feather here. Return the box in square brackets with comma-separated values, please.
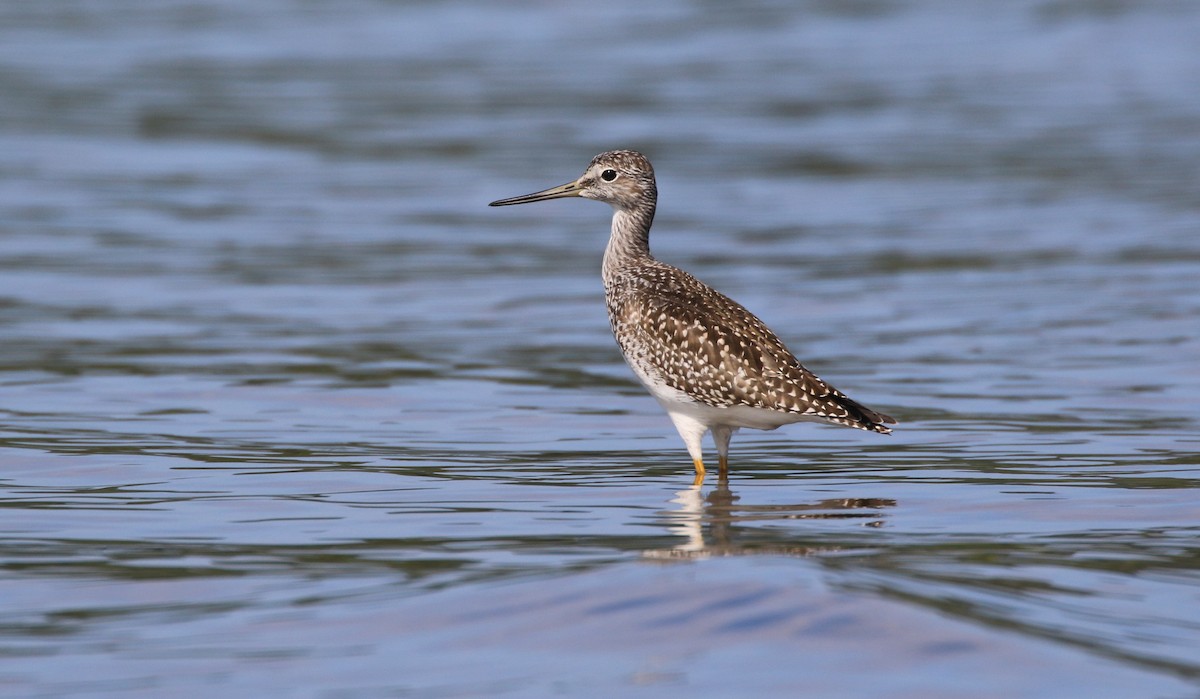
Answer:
[840, 398, 896, 434]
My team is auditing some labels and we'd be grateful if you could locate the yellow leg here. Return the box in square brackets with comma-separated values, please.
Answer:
[691, 457, 706, 486]
[711, 425, 733, 484]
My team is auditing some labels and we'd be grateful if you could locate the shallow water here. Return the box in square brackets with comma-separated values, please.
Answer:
[2, 1, 1199, 697]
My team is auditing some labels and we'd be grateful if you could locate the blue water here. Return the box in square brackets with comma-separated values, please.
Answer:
[2, 1, 1199, 697]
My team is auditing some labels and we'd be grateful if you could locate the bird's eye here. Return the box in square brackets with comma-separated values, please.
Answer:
[600, 169, 618, 182]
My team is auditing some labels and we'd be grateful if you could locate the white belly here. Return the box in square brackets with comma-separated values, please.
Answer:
[627, 359, 812, 432]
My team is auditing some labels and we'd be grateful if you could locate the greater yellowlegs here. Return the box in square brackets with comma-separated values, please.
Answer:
[490, 150, 895, 484]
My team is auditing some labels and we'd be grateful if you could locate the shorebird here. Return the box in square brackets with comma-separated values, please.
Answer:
[489, 150, 895, 484]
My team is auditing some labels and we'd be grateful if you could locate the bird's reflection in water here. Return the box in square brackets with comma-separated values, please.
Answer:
[645, 478, 895, 560]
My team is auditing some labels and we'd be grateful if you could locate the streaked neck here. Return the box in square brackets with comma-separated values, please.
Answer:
[602, 204, 655, 282]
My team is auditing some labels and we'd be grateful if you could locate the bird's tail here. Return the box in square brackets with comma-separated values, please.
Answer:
[834, 395, 897, 434]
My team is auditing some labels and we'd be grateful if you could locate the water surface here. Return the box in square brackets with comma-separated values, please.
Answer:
[2, 1, 1199, 697]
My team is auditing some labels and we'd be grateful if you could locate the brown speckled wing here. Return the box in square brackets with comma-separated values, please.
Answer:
[607, 261, 895, 433]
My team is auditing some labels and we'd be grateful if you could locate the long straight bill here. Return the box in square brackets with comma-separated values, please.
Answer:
[489, 180, 584, 206]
